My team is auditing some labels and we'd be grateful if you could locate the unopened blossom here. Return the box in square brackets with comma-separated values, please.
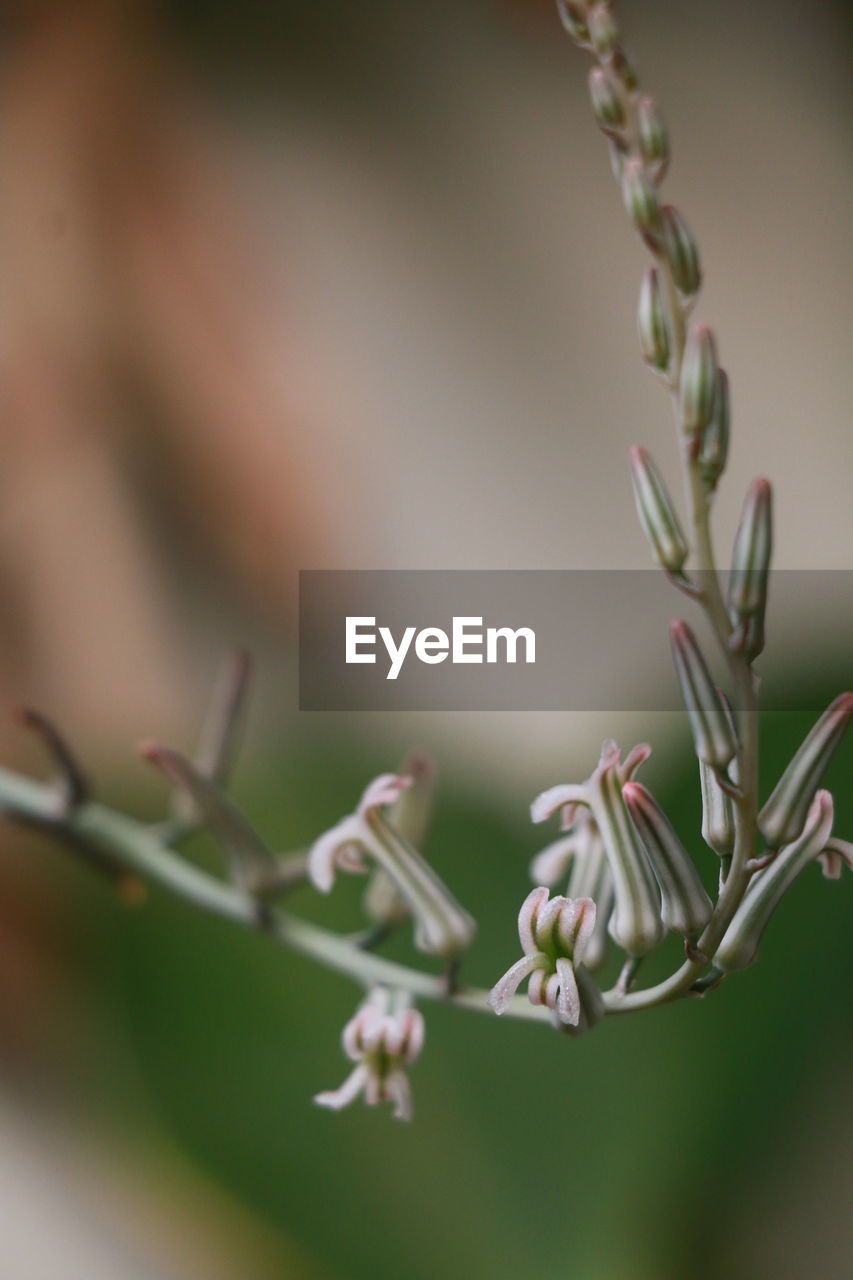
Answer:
[315, 989, 425, 1122]
[308, 774, 475, 957]
[489, 887, 597, 1027]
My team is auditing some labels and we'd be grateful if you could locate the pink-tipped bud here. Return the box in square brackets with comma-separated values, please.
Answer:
[588, 3, 619, 57]
[758, 693, 853, 849]
[588, 65, 625, 131]
[623, 782, 713, 936]
[661, 206, 702, 298]
[637, 97, 669, 171]
[679, 325, 719, 434]
[629, 445, 687, 573]
[556, 0, 591, 44]
[669, 620, 738, 770]
[637, 268, 671, 372]
[622, 158, 662, 235]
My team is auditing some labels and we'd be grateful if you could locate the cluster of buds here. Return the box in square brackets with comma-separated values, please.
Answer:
[315, 988, 425, 1121]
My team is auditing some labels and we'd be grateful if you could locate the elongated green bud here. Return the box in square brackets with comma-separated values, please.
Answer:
[556, 0, 590, 44]
[623, 782, 713, 935]
[587, 3, 619, 57]
[698, 369, 730, 492]
[637, 268, 671, 372]
[716, 791, 834, 972]
[679, 325, 719, 434]
[622, 158, 661, 234]
[728, 479, 772, 618]
[588, 744, 665, 956]
[637, 97, 669, 170]
[699, 759, 736, 857]
[588, 66, 625, 131]
[669, 620, 738, 769]
[758, 693, 853, 849]
[629, 446, 687, 573]
[661, 206, 702, 297]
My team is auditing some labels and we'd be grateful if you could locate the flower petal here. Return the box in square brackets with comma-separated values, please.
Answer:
[555, 957, 581, 1026]
[530, 784, 589, 825]
[517, 886, 550, 953]
[314, 1063, 369, 1112]
[358, 774, 412, 816]
[488, 952, 547, 1014]
[307, 816, 365, 892]
[530, 836, 577, 887]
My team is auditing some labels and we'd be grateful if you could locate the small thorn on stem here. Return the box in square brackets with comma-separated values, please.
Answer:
[16, 708, 90, 816]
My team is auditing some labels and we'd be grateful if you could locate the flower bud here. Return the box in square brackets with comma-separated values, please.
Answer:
[637, 97, 669, 170]
[669, 620, 738, 769]
[623, 782, 713, 935]
[589, 744, 665, 956]
[637, 268, 671, 372]
[699, 759, 736, 858]
[556, 0, 590, 44]
[588, 65, 625, 131]
[758, 693, 853, 849]
[629, 445, 687, 573]
[661, 206, 702, 297]
[728, 479, 772, 620]
[622, 158, 661, 235]
[587, 4, 619, 57]
[609, 46, 638, 91]
[716, 791, 835, 972]
[698, 369, 730, 492]
[679, 325, 719, 434]
[531, 743, 663, 957]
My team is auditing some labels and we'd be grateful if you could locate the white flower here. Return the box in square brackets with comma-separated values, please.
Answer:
[308, 774, 475, 957]
[315, 989, 425, 1122]
[488, 887, 596, 1027]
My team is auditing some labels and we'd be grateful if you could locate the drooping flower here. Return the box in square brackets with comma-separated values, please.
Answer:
[314, 988, 425, 1122]
[529, 808, 613, 973]
[532, 741, 665, 956]
[488, 887, 600, 1028]
[308, 774, 475, 958]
